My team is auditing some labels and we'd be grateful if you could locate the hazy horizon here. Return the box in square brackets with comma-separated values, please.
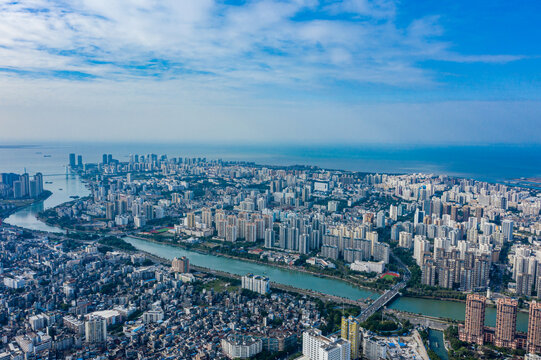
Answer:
[1, 1, 540, 144]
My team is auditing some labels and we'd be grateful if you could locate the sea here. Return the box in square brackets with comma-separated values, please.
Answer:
[0, 142, 539, 183]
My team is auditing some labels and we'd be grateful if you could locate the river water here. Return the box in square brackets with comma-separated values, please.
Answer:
[428, 329, 449, 360]
[124, 236, 529, 332]
[0, 145, 531, 332]
[4, 174, 89, 232]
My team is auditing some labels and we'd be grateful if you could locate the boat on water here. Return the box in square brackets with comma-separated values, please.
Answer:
[69, 195, 80, 199]
[45, 181, 53, 184]
[43, 154, 52, 157]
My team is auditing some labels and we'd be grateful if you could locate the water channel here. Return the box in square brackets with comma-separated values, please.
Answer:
[4, 174, 530, 333]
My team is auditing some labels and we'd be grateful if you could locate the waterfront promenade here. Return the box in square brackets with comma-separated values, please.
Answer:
[143, 252, 367, 307]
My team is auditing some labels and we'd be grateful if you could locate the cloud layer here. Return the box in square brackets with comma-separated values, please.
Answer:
[0, 0, 538, 144]
[0, 0, 523, 87]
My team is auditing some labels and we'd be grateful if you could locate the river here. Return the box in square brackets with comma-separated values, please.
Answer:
[124, 237, 529, 332]
[1, 161, 530, 333]
[428, 329, 449, 360]
[4, 174, 90, 232]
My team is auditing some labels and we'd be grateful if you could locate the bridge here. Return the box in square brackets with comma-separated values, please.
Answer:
[356, 251, 411, 322]
[122, 244, 409, 314]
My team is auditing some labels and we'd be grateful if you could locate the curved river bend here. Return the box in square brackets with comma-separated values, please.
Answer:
[4, 175, 529, 332]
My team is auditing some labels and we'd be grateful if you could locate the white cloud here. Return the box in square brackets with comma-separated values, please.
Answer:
[0, 0, 523, 88]
[0, 0, 534, 145]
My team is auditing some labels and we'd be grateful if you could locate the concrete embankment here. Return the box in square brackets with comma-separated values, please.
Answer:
[141, 251, 366, 308]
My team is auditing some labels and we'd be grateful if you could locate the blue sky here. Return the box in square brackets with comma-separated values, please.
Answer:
[0, 0, 540, 143]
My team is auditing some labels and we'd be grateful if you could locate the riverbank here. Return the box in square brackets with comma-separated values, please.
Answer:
[137, 248, 367, 308]
[0, 190, 52, 221]
[36, 195, 92, 229]
[127, 234, 482, 304]
[127, 234, 381, 299]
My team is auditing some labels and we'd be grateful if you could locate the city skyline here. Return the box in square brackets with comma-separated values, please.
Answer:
[1, 0, 540, 143]
[1, 149, 540, 359]
[0, 2, 540, 358]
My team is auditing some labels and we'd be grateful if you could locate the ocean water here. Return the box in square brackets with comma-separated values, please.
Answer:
[0, 142, 540, 182]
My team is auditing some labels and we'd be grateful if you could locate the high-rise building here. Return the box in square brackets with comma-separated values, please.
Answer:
[20, 173, 29, 197]
[241, 274, 270, 295]
[460, 294, 486, 345]
[303, 328, 351, 360]
[29, 172, 44, 198]
[502, 220, 514, 242]
[29, 179, 39, 198]
[376, 210, 385, 228]
[34, 173, 43, 195]
[527, 301, 541, 354]
[85, 316, 107, 343]
[186, 212, 196, 229]
[226, 224, 238, 242]
[494, 297, 518, 348]
[171, 256, 190, 273]
[13, 180, 22, 198]
[341, 316, 361, 359]
[69, 153, 76, 168]
[202, 208, 213, 228]
[398, 231, 412, 249]
[413, 235, 430, 266]
[77, 155, 83, 168]
[264, 228, 274, 248]
[245, 222, 256, 242]
[421, 258, 437, 286]
[105, 202, 115, 220]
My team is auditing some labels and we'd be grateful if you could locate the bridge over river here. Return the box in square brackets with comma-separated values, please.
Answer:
[356, 251, 411, 322]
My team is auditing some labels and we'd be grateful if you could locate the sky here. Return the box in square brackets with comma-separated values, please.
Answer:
[0, 0, 540, 144]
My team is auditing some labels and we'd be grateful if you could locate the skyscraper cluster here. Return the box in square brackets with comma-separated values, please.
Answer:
[68, 153, 83, 170]
[0, 172, 43, 199]
[510, 244, 541, 297]
[460, 294, 541, 353]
